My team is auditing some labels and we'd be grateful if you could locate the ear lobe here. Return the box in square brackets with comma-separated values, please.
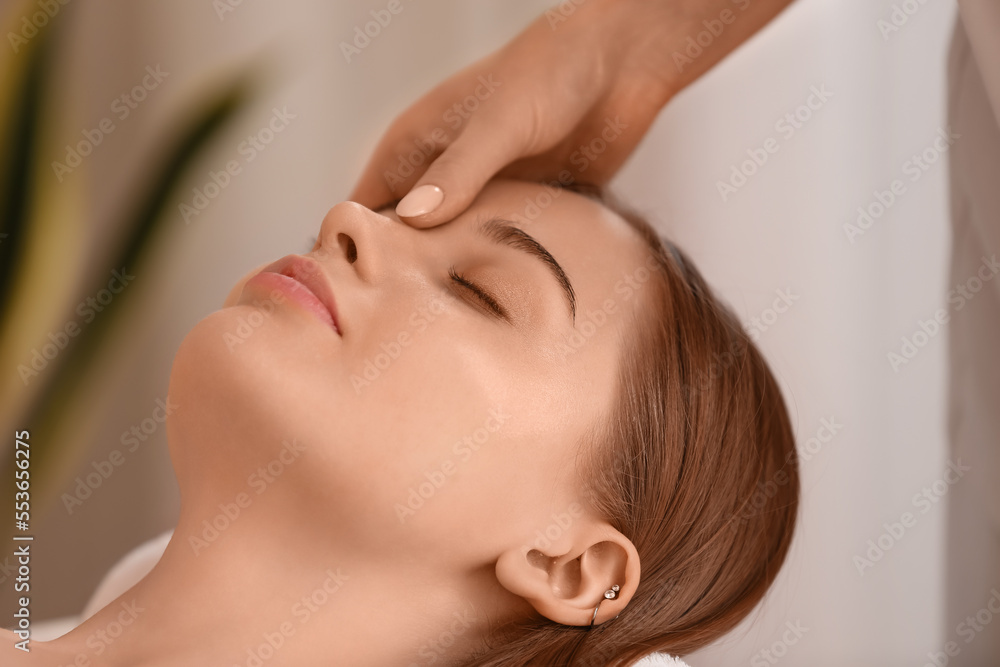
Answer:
[495, 523, 640, 627]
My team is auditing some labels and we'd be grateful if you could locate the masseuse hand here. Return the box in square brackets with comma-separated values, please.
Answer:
[349, 0, 797, 227]
[348, 0, 676, 227]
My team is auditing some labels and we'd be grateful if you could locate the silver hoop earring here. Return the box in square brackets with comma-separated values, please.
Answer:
[589, 584, 619, 627]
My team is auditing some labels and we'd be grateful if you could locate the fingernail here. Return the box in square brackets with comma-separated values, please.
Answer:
[396, 184, 444, 218]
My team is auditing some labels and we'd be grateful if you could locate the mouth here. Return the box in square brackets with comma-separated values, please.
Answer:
[259, 255, 342, 336]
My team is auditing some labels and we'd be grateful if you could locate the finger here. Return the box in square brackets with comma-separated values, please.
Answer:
[347, 99, 461, 210]
[394, 113, 530, 228]
[347, 128, 444, 211]
[496, 89, 658, 189]
[347, 153, 397, 211]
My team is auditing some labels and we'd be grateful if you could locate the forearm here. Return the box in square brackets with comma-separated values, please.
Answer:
[588, 0, 798, 105]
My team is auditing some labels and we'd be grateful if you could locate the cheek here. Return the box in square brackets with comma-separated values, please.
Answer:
[167, 304, 348, 473]
[310, 321, 521, 517]
[334, 359, 584, 557]
[341, 328, 501, 462]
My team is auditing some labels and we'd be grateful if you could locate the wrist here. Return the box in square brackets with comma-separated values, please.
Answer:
[580, 0, 684, 106]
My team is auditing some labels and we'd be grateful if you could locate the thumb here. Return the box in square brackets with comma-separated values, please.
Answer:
[394, 115, 527, 227]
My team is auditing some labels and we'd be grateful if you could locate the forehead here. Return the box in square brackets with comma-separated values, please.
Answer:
[460, 179, 657, 426]
[456, 180, 652, 312]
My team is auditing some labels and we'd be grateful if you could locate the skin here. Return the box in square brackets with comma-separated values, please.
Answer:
[2, 180, 651, 666]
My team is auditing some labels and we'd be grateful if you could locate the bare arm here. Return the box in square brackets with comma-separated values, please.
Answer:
[630, 0, 797, 100]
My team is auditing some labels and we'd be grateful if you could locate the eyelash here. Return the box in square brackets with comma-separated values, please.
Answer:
[448, 266, 508, 321]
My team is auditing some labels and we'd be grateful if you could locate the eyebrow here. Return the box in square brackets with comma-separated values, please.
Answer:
[476, 217, 576, 321]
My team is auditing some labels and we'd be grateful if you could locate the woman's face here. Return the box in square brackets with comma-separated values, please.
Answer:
[167, 179, 653, 565]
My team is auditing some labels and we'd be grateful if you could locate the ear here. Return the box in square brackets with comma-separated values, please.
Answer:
[494, 519, 640, 627]
[222, 262, 271, 308]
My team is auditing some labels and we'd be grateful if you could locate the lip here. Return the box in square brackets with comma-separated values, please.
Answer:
[252, 255, 342, 336]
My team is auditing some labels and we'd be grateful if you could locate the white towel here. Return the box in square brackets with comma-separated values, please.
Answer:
[81, 529, 173, 619]
[79, 531, 690, 666]
[633, 654, 690, 666]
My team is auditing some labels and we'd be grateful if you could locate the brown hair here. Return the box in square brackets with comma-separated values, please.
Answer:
[463, 183, 800, 665]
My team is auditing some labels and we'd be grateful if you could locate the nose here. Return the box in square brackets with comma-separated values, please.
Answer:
[313, 201, 393, 282]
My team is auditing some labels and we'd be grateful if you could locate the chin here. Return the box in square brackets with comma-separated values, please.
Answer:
[165, 307, 321, 475]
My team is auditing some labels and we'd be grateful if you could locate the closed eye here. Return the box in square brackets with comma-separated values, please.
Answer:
[448, 266, 509, 322]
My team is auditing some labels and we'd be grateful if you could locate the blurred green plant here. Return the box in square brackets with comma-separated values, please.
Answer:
[0, 2, 253, 535]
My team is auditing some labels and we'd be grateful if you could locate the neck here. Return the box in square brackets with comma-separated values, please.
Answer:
[32, 505, 511, 666]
